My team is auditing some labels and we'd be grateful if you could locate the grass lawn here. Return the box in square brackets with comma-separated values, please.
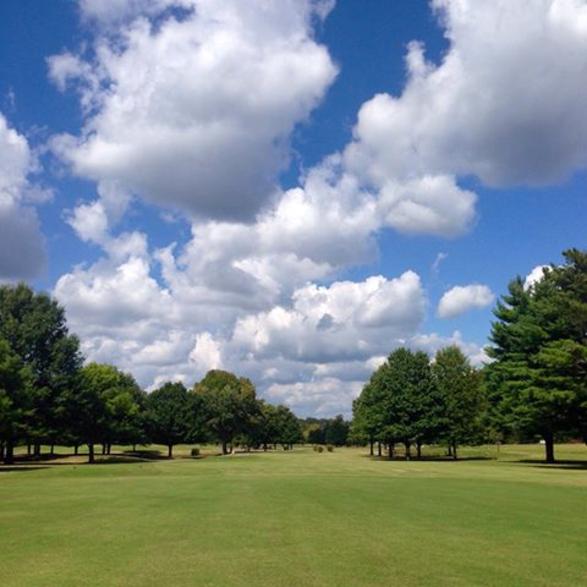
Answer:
[1, 444, 586, 586]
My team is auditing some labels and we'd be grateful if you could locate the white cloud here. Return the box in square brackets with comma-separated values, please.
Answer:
[231, 271, 426, 364]
[52, 0, 587, 416]
[189, 332, 223, 373]
[524, 265, 549, 290]
[49, 0, 337, 221]
[432, 251, 448, 273]
[342, 0, 587, 236]
[358, 1, 587, 183]
[437, 284, 495, 319]
[0, 113, 46, 279]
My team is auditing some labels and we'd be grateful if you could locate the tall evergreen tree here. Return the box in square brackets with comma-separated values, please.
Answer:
[486, 249, 587, 462]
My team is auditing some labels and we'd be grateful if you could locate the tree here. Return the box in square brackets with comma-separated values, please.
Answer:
[486, 249, 587, 462]
[324, 415, 349, 446]
[73, 363, 144, 463]
[0, 284, 82, 454]
[352, 376, 389, 456]
[273, 405, 303, 449]
[433, 346, 484, 460]
[146, 382, 191, 458]
[378, 348, 434, 459]
[194, 370, 257, 454]
[0, 339, 32, 464]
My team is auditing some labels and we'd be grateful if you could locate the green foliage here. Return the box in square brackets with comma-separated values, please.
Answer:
[433, 346, 485, 458]
[486, 248, 587, 461]
[0, 283, 82, 449]
[146, 382, 192, 458]
[194, 370, 258, 454]
[324, 415, 349, 446]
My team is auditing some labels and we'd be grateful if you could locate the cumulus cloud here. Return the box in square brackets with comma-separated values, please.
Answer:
[524, 265, 549, 290]
[437, 284, 495, 319]
[0, 113, 46, 279]
[49, 0, 337, 221]
[231, 271, 426, 364]
[52, 0, 587, 415]
[347, 0, 587, 186]
[343, 0, 587, 236]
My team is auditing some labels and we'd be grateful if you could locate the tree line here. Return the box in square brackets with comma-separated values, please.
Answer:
[1, 248, 585, 466]
[352, 249, 587, 463]
[0, 284, 302, 464]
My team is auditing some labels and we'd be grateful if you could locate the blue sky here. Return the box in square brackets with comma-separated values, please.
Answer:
[0, 0, 585, 416]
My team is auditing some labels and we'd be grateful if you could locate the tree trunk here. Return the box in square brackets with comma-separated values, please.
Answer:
[263, 443, 268, 451]
[222, 441, 228, 455]
[0, 441, 4, 461]
[387, 443, 393, 460]
[452, 442, 458, 460]
[416, 441, 422, 459]
[447, 444, 453, 457]
[101, 443, 106, 455]
[88, 443, 95, 464]
[369, 439, 374, 456]
[27, 443, 31, 456]
[50, 444, 55, 456]
[167, 444, 173, 459]
[404, 442, 411, 461]
[377, 442, 382, 457]
[132, 444, 137, 453]
[74, 444, 79, 456]
[544, 431, 555, 464]
[4, 439, 14, 465]
[107, 443, 112, 455]
[34, 443, 41, 458]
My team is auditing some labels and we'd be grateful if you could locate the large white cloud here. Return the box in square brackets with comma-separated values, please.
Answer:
[0, 113, 47, 280]
[231, 271, 426, 364]
[51, 0, 587, 415]
[49, 0, 337, 221]
[437, 284, 495, 319]
[344, 0, 587, 236]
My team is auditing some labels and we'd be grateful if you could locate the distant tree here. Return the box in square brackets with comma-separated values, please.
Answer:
[486, 249, 587, 462]
[194, 370, 257, 454]
[433, 346, 484, 460]
[273, 405, 303, 449]
[0, 339, 32, 464]
[324, 415, 349, 446]
[0, 284, 82, 454]
[146, 382, 192, 458]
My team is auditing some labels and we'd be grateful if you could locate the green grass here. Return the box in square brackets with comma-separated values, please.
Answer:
[1, 444, 586, 586]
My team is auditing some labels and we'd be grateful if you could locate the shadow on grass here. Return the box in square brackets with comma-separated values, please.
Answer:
[0, 465, 49, 473]
[518, 459, 587, 471]
[363, 454, 493, 462]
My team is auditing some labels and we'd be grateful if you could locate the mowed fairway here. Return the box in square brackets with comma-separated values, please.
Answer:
[1, 445, 586, 587]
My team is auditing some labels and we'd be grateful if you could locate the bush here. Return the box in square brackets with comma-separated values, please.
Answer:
[326, 445, 334, 452]
[190, 447, 200, 457]
[315, 445, 324, 453]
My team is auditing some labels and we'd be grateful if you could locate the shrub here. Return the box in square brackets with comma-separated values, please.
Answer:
[326, 445, 334, 452]
[190, 447, 200, 457]
[316, 445, 324, 453]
